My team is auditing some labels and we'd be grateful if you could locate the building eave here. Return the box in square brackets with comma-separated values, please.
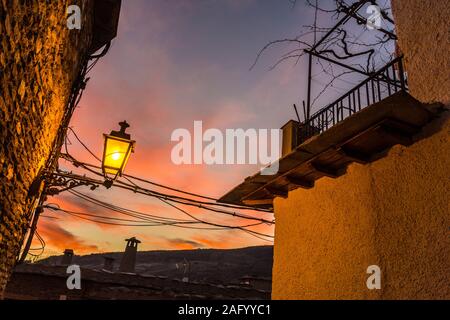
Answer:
[218, 92, 434, 209]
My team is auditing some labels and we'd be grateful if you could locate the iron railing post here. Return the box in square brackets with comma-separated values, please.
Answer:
[306, 52, 312, 120]
[300, 57, 407, 143]
[398, 57, 406, 91]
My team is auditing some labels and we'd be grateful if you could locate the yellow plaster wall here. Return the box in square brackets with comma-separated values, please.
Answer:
[272, 0, 450, 300]
[272, 114, 450, 299]
[392, 0, 450, 105]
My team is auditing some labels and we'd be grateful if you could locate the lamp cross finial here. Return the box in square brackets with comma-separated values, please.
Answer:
[119, 121, 130, 134]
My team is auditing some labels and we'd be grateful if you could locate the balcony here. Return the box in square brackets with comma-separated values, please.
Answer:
[219, 57, 436, 210]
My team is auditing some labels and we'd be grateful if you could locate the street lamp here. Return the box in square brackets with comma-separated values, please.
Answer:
[102, 121, 135, 184]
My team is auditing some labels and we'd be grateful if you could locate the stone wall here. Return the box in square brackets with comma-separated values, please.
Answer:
[0, 0, 94, 297]
[271, 1, 450, 299]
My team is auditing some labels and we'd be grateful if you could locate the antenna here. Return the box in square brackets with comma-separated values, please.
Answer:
[182, 258, 190, 283]
[302, 101, 307, 122]
[293, 104, 301, 123]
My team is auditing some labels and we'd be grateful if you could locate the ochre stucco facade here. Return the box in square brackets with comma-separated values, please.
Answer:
[272, 0, 450, 299]
[392, 0, 449, 105]
[272, 114, 450, 299]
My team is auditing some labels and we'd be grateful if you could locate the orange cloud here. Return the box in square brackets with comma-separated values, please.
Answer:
[191, 235, 232, 249]
[165, 238, 204, 250]
[37, 219, 99, 255]
[34, 0, 294, 256]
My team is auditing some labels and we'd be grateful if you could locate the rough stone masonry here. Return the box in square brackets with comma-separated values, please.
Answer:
[0, 0, 95, 297]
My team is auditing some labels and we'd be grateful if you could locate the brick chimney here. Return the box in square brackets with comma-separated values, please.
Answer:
[102, 257, 115, 272]
[119, 237, 141, 273]
[61, 249, 74, 266]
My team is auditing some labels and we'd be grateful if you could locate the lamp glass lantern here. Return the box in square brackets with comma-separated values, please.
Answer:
[102, 121, 135, 179]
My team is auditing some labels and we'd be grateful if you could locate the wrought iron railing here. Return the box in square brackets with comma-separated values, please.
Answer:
[299, 56, 407, 142]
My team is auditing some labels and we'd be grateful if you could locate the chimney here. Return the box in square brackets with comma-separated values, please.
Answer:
[119, 237, 141, 273]
[281, 120, 301, 157]
[61, 249, 74, 265]
[281, 120, 321, 156]
[102, 257, 115, 272]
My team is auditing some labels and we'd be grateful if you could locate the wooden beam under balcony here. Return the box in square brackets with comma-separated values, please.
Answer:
[339, 146, 371, 164]
[310, 162, 345, 178]
[218, 92, 435, 209]
[242, 199, 274, 206]
[263, 186, 288, 199]
[285, 175, 314, 189]
[378, 124, 413, 146]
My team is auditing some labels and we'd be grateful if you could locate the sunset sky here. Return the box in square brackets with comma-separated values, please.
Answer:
[34, 0, 391, 257]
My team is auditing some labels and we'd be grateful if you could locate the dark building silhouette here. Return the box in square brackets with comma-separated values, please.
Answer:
[102, 257, 115, 272]
[119, 237, 141, 273]
[60, 249, 74, 266]
[5, 263, 270, 300]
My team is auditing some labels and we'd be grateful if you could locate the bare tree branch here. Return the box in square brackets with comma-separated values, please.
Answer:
[251, 0, 397, 119]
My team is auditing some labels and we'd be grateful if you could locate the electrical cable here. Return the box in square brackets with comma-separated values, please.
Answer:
[62, 130, 272, 213]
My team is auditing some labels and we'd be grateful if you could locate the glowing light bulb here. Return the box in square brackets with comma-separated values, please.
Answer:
[112, 152, 121, 161]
